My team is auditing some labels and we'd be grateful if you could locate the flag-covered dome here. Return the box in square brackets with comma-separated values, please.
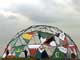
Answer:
[2, 25, 80, 60]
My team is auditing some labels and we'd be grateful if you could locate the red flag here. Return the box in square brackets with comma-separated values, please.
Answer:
[69, 45, 77, 55]
[29, 48, 37, 56]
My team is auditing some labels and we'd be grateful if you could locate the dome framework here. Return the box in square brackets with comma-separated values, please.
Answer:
[2, 25, 80, 60]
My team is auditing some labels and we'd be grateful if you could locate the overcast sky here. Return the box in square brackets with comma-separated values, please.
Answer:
[0, 0, 80, 56]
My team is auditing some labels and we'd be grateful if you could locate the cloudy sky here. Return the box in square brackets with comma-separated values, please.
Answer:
[0, 0, 80, 56]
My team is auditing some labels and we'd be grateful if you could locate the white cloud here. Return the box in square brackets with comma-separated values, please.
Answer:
[0, 0, 44, 10]
[0, 10, 31, 20]
[7, 0, 80, 23]
[0, 0, 80, 54]
[0, 11, 19, 17]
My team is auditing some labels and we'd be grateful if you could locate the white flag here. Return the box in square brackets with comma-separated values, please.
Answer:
[59, 33, 65, 40]
[54, 36, 60, 45]
[40, 37, 46, 44]
[50, 41, 56, 46]
[58, 46, 67, 53]
[2, 53, 6, 58]
[39, 46, 44, 53]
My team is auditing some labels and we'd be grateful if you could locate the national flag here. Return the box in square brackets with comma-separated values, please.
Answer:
[38, 31, 52, 39]
[50, 41, 56, 46]
[58, 46, 67, 54]
[40, 37, 46, 44]
[22, 34, 32, 40]
[34, 49, 41, 59]
[29, 48, 37, 57]
[15, 52, 21, 58]
[22, 32, 34, 43]
[43, 36, 56, 46]
[22, 32, 34, 40]
[51, 48, 65, 60]
[2, 53, 6, 58]
[54, 36, 60, 45]
[35, 46, 49, 59]
[38, 46, 44, 53]
[55, 33, 60, 37]
[38, 31, 54, 45]
[59, 33, 65, 40]
[62, 37, 68, 48]
[69, 45, 77, 55]
[14, 45, 25, 57]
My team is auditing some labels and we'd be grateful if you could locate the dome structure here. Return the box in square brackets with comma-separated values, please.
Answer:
[2, 25, 80, 60]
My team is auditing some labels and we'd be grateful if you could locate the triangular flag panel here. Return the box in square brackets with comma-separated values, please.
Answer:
[34, 50, 41, 59]
[51, 48, 65, 60]
[22, 32, 35, 40]
[35, 49, 49, 59]
[38, 31, 52, 39]
[29, 48, 37, 57]
[22, 34, 32, 40]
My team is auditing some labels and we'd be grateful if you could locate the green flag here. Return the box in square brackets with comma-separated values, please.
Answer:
[14, 45, 25, 57]
[34, 49, 41, 59]
[51, 48, 65, 60]
[38, 31, 52, 39]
